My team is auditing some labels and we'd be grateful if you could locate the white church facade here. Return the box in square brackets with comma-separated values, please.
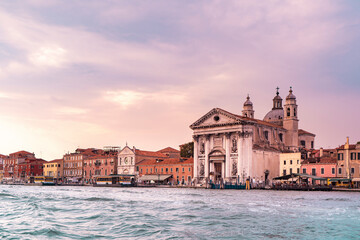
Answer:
[190, 88, 315, 184]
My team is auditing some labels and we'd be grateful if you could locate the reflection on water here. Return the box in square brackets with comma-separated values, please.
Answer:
[0, 185, 359, 239]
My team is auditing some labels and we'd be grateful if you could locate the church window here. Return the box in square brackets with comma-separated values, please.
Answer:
[279, 133, 283, 142]
[300, 141, 306, 147]
[214, 115, 220, 122]
[264, 131, 269, 140]
[294, 108, 297, 117]
[287, 108, 290, 117]
[311, 141, 314, 149]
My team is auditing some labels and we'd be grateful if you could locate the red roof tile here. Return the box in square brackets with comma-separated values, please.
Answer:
[298, 129, 316, 136]
[157, 147, 180, 153]
[135, 149, 168, 158]
[137, 158, 193, 166]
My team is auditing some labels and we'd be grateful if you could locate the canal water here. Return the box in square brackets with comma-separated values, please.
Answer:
[0, 186, 359, 239]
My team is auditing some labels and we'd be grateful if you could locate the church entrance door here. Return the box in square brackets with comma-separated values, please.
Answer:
[214, 163, 222, 182]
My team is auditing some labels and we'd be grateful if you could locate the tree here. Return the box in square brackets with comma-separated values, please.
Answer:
[180, 142, 194, 158]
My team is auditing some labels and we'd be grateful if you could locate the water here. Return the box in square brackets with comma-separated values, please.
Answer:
[0, 186, 359, 240]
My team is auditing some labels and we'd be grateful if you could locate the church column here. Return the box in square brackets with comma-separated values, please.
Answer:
[225, 133, 231, 180]
[193, 135, 199, 180]
[237, 132, 243, 183]
[204, 135, 210, 179]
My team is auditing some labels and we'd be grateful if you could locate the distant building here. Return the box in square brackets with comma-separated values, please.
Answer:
[137, 158, 193, 185]
[84, 151, 117, 183]
[43, 159, 63, 180]
[3, 151, 39, 181]
[280, 152, 302, 176]
[336, 137, 360, 179]
[117, 146, 169, 175]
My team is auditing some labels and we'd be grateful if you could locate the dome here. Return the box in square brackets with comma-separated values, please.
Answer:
[243, 95, 253, 106]
[263, 109, 284, 123]
[286, 88, 296, 100]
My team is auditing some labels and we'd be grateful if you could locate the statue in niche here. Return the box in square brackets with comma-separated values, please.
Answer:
[200, 140, 205, 154]
[200, 162, 205, 176]
[231, 138, 238, 153]
[232, 161, 237, 175]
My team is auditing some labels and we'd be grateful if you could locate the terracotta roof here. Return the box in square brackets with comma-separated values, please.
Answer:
[9, 151, 34, 156]
[46, 159, 63, 163]
[302, 157, 337, 165]
[157, 147, 180, 153]
[137, 158, 193, 166]
[337, 144, 356, 150]
[135, 149, 168, 158]
[298, 129, 316, 136]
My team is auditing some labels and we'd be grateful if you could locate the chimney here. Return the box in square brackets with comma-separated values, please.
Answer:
[320, 147, 324, 158]
[345, 137, 350, 150]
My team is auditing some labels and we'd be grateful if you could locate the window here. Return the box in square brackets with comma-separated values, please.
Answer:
[303, 168, 307, 174]
[151, 169, 153, 173]
[290, 160, 293, 165]
[338, 168, 342, 175]
[161, 168, 163, 173]
[146, 169, 148, 174]
[283, 169, 286, 176]
[321, 168, 324, 175]
[297, 160, 299, 164]
[300, 141, 306, 147]
[279, 133, 283, 142]
[312, 168, 316, 176]
[171, 168, 173, 172]
[358, 153, 360, 161]
[351, 152, 356, 160]
[284, 160, 286, 165]
[166, 168, 168, 172]
[297, 168, 300, 174]
[264, 131, 269, 140]
[338, 153, 343, 160]
[332, 168, 335, 174]
[287, 108, 290, 117]
[176, 168, 179, 172]
[136, 166, 139, 171]
[189, 167, 191, 172]
[155, 168, 157, 173]
[311, 141, 314, 149]
[182, 168, 185, 173]
[290, 168, 292, 174]
[294, 108, 296, 117]
[351, 168, 355, 174]
[141, 169, 143, 173]
[105, 169, 107, 175]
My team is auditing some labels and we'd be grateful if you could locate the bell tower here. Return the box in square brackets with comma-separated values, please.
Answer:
[283, 87, 299, 151]
[242, 95, 254, 118]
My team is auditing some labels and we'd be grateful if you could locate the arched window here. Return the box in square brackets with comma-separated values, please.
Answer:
[279, 133, 283, 142]
[294, 108, 296, 117]
[287, 108, 290, 117]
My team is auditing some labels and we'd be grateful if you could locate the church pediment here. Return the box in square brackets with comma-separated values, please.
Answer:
[119, 146, 134, 155]
[190, 108, 245, 129]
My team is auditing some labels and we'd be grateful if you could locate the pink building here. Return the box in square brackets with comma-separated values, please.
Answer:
[301, 157, 337, 184]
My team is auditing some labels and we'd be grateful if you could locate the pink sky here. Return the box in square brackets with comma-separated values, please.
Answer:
[0, 1, 359, 160]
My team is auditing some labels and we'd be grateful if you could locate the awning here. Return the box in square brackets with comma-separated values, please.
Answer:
[139, 174, 172, 181]
[328, 178, 352, 182]
[352, 178, 360, 182]
[273, 173, 326, 181]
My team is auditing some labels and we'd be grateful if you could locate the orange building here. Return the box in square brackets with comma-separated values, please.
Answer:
[3, 151, 36, 181]
[137, 158, 193, 185]
[84, 152, 118, 183]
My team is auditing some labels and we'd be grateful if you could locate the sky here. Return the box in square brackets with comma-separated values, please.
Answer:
[0, 0, 359, 160]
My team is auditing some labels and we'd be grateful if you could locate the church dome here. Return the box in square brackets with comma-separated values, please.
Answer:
[243, 95, 253, 106]
[263, 108, 284, 124]
[286, 87, 296, 100]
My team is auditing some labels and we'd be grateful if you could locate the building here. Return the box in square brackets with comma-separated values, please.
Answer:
[280, 152, 302, 176]
[18, 158, 47, 181]
[43, 159, 63, 180]
[190, 87, 316, 185]
[3, 151, 36, 181]
[137, 158, 193, 185]
[84, 151, 118, 183]
[63, 148, 102, 183]
[117, 146, 169, 175]
[336, 137, 360, 179]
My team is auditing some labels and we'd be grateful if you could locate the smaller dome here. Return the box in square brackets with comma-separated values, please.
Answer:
[286, 87, 296, 100]
[244, 95, 253, 106]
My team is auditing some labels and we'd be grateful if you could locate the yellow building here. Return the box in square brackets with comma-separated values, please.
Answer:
[279, 152, 302, 176]
[43, 159, 63, 180]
